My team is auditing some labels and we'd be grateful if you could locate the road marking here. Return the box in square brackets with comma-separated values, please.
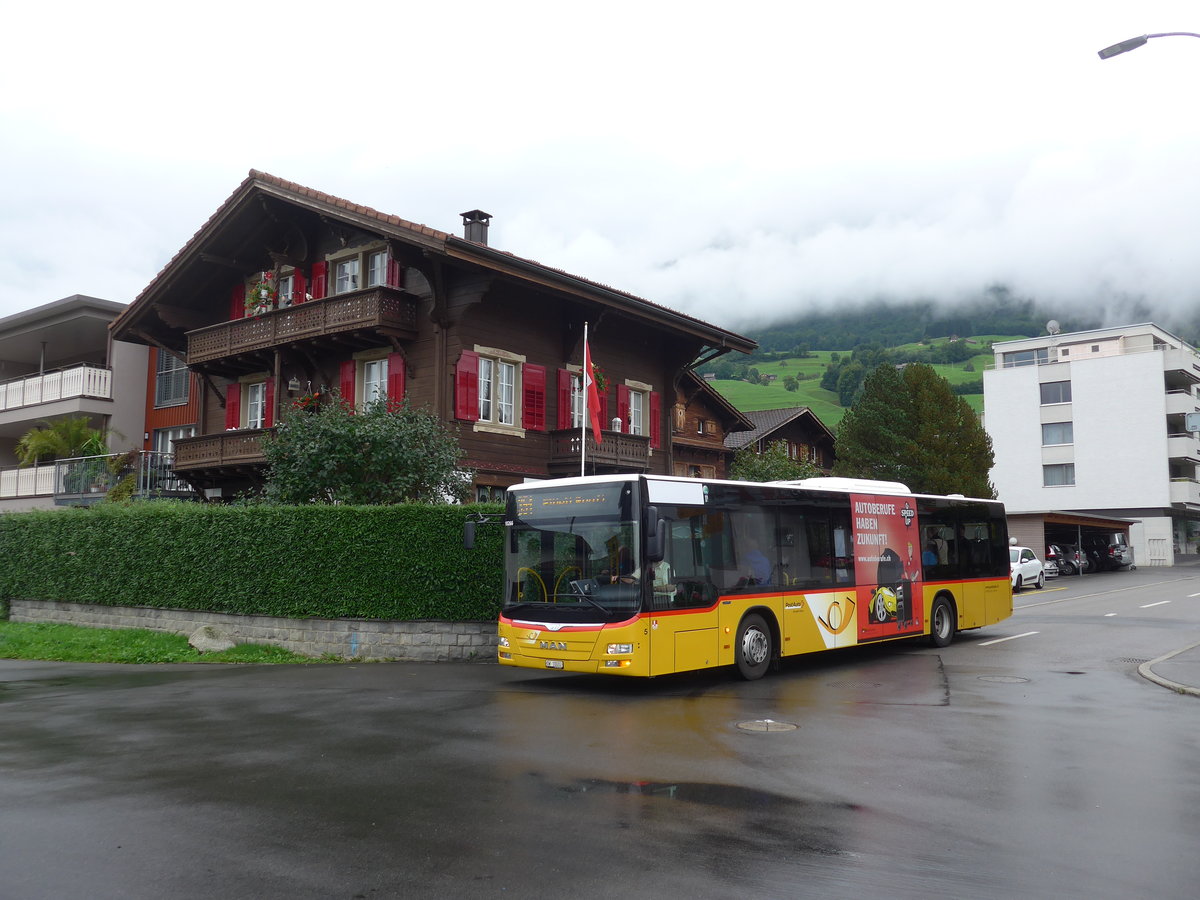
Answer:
[1140, 600, 1171, 608]
[1105, 613, 1118, 617]
[1189, 592, 1200, 598]
[978, 631, 1039, 646]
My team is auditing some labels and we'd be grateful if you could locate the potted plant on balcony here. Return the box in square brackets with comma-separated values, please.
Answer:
[245, 271, 279, 315]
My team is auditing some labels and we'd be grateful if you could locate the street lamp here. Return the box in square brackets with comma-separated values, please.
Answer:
[1099, 31, 1200, 60]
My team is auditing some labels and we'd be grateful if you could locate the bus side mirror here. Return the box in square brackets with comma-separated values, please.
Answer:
[463, 520, 476, 550]
[645, 506, 667, 562]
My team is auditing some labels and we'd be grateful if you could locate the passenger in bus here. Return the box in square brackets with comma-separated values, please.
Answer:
[922, 542, 938, 566]
[742, 539, 772, 586]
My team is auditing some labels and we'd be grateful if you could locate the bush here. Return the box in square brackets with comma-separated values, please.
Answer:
[0, 502, 506, 621]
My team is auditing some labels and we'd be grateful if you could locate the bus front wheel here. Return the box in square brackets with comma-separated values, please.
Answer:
[929, 596, 956, 648]
[736, 613, 772, 680]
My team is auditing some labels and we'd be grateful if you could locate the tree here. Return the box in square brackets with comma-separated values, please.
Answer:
[15, 416, 107, 465]
[261, 396, 471, 504]
[833, 363, 995, 497]
[730, 441, 823, 483]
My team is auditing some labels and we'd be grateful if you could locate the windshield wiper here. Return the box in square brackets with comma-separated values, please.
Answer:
[568, 579, 610, 615]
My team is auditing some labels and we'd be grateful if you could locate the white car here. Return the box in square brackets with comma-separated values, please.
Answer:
[1010, 546, 1045, 592]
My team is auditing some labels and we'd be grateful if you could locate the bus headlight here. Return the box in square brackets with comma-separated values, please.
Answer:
[498, 636, 510, 648]
[607, 643, 634, 655]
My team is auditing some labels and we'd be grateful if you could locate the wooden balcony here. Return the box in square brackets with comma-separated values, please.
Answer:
[173, 429, 271, 472]
[548, 429, 650, 475]
[186, 286, 419, 368]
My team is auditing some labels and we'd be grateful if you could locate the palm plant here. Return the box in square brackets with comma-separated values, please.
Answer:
[15, 417, 108, 466]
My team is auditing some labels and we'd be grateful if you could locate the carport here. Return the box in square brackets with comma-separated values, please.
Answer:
[1006, 511, 1139, 571]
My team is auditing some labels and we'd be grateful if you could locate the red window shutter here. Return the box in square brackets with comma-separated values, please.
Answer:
[386, 352, 406, 410]
[556, 368, 573, 430]
[387, 257, 403, 288]
[263, 379, 276, 428]
[293, 270, 307, 303]
[230, 283, 245, 320]
[617, 385, 631, 432]
[310, 262, 327, 300]
[649, 390, 662, 448]
[599, 388, 610, 431]
[224, 382, 241, 430]
[339, 360, 356, 407]
[522, 364, 546, 431]
[456, 351, 480, 421]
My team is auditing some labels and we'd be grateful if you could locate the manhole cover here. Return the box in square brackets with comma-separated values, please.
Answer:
[1117, 658, 1149, 665]
[736, 719, 799, 733]
[977, 675, 1030, 684]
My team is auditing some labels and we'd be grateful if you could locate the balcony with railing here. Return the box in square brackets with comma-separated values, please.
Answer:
[0, 364, 112, 413]
[548, 429, 650, 475]
[186, 287, 419, 367]
[172, 428, 271, 472]
[0, 452, 194, 506]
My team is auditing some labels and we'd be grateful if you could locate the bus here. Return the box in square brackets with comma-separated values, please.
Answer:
[495, 474, 1012, 679]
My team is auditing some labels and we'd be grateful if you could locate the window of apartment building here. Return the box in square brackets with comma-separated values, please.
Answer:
[1040, 381, 1072, 404]
[153, 425, 195, 455]
[1041, 422, 1074, 445]
[1003, 348, 1049, 367]
[245, 382, 267, 429]
[154, 351, 190, 408]
[1043, 463, 1075, 486]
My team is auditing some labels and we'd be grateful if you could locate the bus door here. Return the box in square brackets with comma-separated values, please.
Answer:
[778, 505, 859, 653]
[647, 507, 725, 675]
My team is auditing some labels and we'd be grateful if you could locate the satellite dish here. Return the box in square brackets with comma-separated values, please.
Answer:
[1047, 320, 1061, 335]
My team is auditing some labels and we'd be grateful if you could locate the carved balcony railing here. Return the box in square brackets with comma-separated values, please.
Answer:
[186, 287, 419, 366]
[548, 429, 650, 474]
[172, 429, 271, 472]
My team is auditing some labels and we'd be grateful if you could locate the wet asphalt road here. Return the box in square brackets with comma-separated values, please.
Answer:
[2, 567, 1199, 899]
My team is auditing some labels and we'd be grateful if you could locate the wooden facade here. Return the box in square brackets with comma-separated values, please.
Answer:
[112, 171, 756, 497]
[722, 406, 837, 472]
[671, 371, 754, 479]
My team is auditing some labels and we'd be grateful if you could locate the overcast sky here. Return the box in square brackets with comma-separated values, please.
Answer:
[4, 1, 1200, 334]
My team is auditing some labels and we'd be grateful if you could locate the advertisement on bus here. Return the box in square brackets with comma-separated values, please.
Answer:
[851, 493, 925, 641]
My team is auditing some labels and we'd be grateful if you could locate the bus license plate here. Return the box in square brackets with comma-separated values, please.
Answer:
[545, 660, 564, 669]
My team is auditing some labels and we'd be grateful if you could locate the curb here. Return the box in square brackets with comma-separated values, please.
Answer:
[1138, 639, 1200, 697]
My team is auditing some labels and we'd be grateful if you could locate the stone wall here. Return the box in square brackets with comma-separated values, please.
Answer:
[8, 599, 498, 662]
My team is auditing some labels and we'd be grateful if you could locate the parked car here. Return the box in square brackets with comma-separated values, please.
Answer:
[1009, 545, 1045, 592]
[1046, 543, 1085, 576]
[1043, 557, 1059, 578]
[1082, 533, 1134, 571]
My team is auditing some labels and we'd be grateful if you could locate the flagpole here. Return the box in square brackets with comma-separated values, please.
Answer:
[581, 321, 588, 477]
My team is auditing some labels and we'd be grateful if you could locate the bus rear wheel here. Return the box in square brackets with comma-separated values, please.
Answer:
[929, 596, 955, 648]
[736, 613, 772, 680]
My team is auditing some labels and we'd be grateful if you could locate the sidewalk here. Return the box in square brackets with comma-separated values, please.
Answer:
[1140, 640, 1200, 697]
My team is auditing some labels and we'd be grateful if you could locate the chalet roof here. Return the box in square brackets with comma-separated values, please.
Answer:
[112, 170, 756, 354]
[723, 406, 835, 450]
[681, 370, 754, 432]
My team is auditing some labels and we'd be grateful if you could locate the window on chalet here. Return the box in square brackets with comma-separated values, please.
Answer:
[340, 351, 406, 408]
[224, 376, 274, 431]
[616, 381, 661, 447]
[327, 246, 396, 295]
[154, 350, 190, 408]
[456, 347, 543, 435]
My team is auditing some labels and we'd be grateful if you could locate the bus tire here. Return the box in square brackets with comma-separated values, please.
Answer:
[929, 596, 955, 648]
[736, 613, 772, 680]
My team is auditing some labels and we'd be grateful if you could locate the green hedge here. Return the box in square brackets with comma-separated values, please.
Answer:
[0, 502, 506, 621]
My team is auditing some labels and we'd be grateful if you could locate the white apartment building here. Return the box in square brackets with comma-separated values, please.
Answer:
[983, 323, 1200, 567]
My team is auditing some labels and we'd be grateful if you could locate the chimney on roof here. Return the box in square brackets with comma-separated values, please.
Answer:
[461, 209, 492, 245]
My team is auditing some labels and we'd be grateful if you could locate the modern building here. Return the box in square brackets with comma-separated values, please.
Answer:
[110, 171, 758, 499]
[983, 323, 1200, 566]
[0, 296, 148, 510]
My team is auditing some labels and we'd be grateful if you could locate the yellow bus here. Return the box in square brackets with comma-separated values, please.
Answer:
[496, 474, 1012, 679]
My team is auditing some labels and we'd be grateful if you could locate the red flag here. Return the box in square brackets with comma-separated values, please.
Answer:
[584, 339, 603, 444]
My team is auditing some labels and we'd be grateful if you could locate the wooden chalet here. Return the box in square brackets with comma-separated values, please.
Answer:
[671, 370, 754, 479]
[722, 406, 836, 472]
[111, 171, 757, 499]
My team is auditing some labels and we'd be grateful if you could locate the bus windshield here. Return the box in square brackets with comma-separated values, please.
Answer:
[505, 481, 642, 621]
